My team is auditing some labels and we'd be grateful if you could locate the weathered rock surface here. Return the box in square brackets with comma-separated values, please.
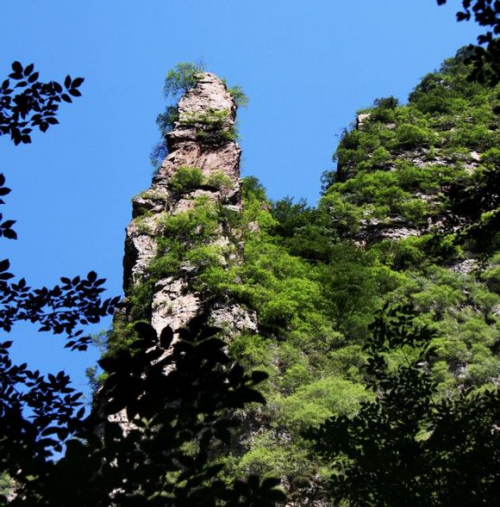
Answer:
[119, 72, 254, 344]
[158, 72, 241, 185]
[356, 112, 371, 130]
[340, 113, 485, 247]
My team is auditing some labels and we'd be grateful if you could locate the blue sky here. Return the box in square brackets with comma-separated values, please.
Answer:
[1, 0, 481, 399]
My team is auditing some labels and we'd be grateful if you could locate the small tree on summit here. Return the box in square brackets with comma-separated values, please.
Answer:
[151, 62, 206, 169]
[163, 61, 207, 101]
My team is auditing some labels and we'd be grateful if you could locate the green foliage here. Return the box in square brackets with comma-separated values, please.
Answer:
[321, 162, 449, 232]
[395, 123, 436, 149]
[227, 84, 249, 107]
[163, 61, 206, 101]
[181, 108, 237, 145]
[482, 265, 500, 294]
[166, 166, 235, 196]
[168, 166, 204, 194]
[156, 104, 180, 138]
[0, 471, 12, 500]
[219, 53, 500, 497]
[271, 197, 337, 261]
[316, 245, 389, 336]
[308, 305, 500, 506]
[370, 96, 399, 123]
[242, 176, 268, 203]
[162, 198, 220, 243]
[374, 96, 399, 110]
[206, 170, 235, 192]
[278, 377, 371, 433]
[482, 147, 500, 166]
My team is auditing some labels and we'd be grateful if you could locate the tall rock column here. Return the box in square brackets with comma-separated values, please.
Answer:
[117, 72, 255, 346]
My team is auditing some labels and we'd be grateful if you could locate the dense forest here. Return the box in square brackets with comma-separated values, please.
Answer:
[228, 49, 500, 502]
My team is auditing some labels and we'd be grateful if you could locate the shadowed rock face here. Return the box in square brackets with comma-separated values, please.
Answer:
[119, 72, 255, 341]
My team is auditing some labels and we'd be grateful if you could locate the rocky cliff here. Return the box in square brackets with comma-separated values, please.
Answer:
[113, 72, 255, 352]
[324, 53, 499, 247]
[104, 54, 500, 503]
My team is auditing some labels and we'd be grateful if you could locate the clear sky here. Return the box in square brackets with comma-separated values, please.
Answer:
[1, 0, 481, 401]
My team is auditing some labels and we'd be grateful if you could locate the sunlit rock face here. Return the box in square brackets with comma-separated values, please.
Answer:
[158, 72, 242, 186]
[337, 113, 483, 247]
[119, 72, 255, 342]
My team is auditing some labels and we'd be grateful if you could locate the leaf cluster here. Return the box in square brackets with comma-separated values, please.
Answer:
[437, 0, 500, 83]
[0, 64, 121, 504]
[0, 62, 83, 145]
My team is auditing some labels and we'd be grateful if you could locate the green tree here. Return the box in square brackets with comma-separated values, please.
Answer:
[309, 305, 500, 506]
[163, 61, 206, 101]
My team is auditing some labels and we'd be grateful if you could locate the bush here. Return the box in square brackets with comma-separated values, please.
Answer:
[375, 96, 399, 109]
[370, 96, 399, 122]
[163, 61, 205, 100]
[278, 377, 371, 433]
[481, 147, 500, 166]
[168, 166, 204, 194]
[181, 109, 237, 145]
[370, 146, 391, 167]
[206, 170, 235, 192]
[395, 123, 435, 149]
[398, 198, 429, 225]
[482, 266, 500, 294]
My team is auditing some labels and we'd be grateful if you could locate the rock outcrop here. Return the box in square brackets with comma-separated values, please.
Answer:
[336, 112, 484, 246]
[118, 72, 256, 344]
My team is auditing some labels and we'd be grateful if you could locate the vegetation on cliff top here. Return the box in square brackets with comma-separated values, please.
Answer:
[151, 62, 248, 169]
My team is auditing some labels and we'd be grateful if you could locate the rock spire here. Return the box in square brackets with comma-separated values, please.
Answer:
[116, 72, 255, 346]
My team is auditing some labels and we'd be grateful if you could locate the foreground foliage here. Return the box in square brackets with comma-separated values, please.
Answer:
[12, 315, 284, 506]
[0, 61, 84, 145]
[438, 0, 500, 84]
[309, 305, 500, 506]
[0, 63, 118, 502]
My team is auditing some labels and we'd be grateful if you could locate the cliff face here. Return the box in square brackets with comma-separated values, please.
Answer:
[334, 110, 483, 245]
[117, 72, 255, 348]
[323, 53, 500, 247]
[105, 55, 500, 502]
